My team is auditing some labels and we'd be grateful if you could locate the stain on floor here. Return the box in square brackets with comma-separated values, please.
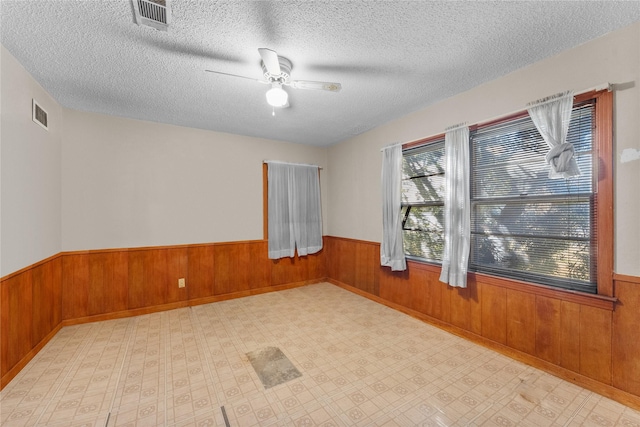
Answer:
[246, 346, 302, 389]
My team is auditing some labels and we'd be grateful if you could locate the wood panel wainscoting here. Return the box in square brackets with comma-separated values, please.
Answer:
[324, 236, 640, 410]
[1, 239, 326, 389]
[2, 235, 640, 411]
[1, 254, 62, 390]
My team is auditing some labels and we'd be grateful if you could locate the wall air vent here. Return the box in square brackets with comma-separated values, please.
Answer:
[32, 99, 48, 131]
[131, 0, 170, 31]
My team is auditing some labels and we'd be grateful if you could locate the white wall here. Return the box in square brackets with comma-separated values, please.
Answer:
[61, 110, 328, 251]
[327, 22, 640, 277]
[3, 21, 639, 277]
[1, 46, 62, 276]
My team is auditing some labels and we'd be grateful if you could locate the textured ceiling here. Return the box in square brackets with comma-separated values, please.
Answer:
[2, 1, 639, 146]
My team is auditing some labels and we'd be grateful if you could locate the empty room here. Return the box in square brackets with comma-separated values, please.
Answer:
[1, 1, 640, 426]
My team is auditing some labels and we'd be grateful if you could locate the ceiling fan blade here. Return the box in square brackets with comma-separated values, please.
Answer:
[258, 48, 281, 76]
[205, 69, 267, 84]
[287, 80, 342, 92]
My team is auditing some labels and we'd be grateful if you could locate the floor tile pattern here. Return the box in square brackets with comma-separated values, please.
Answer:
[1, 283, 639, 426]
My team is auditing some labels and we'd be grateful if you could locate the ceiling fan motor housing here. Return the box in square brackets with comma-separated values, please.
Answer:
[262, 57, 292, 83]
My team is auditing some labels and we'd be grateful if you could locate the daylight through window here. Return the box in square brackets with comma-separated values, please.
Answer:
[401, 97, 606, 294]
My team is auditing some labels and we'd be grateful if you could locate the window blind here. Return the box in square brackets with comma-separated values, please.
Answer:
[401, 140, 445, 262]
[470, 102, 596, 293]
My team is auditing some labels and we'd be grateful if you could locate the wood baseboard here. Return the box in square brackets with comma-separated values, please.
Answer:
[1, 323, 63, 389]
[60, 301, 191, 326]
[328, 278, 640, 411]
[188, 279, 325, 306]
[61, 279, 326, 327]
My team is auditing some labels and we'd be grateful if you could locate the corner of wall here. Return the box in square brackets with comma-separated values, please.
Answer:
[1, 45, 63, 276]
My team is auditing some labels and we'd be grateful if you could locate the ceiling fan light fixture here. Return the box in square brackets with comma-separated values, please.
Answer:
[266, 84, 288, 107]
[206, 48, 341, 111]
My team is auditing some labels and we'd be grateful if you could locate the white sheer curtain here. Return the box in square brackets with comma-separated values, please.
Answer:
[439, 126, 470, 288]
[380, 144, 406, 271]
[527, 90, 580, 179]
[267, 162, 323, 259]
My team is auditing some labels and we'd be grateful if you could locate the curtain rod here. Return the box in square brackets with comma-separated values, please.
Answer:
[263, 160, 323, 170]
[444, 122, 468, 132]
[380, 82, 615, 152]
[526, 90, 573, 109]
[476, 82, 612, 128]
[379, 142, 403, 152]
[387, 82, 612, 150]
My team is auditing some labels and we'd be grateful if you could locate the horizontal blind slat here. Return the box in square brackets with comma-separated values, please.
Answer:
[401, 102, 597, 293]
[470, 102, 596, 292]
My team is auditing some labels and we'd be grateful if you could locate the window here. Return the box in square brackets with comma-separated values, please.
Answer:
[471, 101, 596, 293]
[401, 139, 445, 262]
[401, 93, 611, 295]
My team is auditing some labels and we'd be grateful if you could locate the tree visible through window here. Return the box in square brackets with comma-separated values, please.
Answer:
[401, 95, 609, 295]
[401, 139, 445, 263]
[471, 102, 596, 293]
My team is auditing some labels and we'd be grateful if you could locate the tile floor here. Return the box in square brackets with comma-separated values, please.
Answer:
[1, 283, 639, 426]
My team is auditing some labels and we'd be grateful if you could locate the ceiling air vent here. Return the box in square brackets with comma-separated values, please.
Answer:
[131, 0, 170, 31]
[32, 99, 48, 131]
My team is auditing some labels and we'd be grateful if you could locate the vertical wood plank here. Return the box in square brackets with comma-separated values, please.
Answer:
[355, 242, 379, 295]
[408, 266, 429, 315]
[612, 280, 640, 396]
[34, 261, 56, 340]
[31, 258, 62, 346]
[31, 262, 50, 346]
[88, 252, 129, 315]
[271, 253, 308, 286]
[127, 250, 147, 308]
[337, 239, 356, 287]
[214, 243, 270, 294]
[167, 248, 189, 303]
[481, 283, 506, 344]
[213, 245, 237, 295]
[559, 301, 581, 373]
[580, 305, 612, 384]
[379, 266, 410, 308]
[128, 248, 188, 309]
[535, 295, 562, 364]
[467, 276, 482, 336]
[449, 285, 470, 330]
[307, 246, 327, 282]
[51, 257, 63, 332]
[155, 248, 187, 305]
[128, 250, 157, 309]
[323, 236, 338, 280]
[61, 254, 89, 320]
[1, 272, 33, 376]
[440, 281, 452, 324]
[248, 241, 271, 290]
[422, 272, 443, 320]
[506, 289, 536, 355]
[187, 245, 216, 299]
[2, 280, 9, 376]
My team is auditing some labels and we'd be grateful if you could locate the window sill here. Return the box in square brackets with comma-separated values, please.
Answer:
[406, 259, 617, 311]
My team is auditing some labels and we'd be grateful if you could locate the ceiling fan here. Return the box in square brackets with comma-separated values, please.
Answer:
[206, 48, 342, 109]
